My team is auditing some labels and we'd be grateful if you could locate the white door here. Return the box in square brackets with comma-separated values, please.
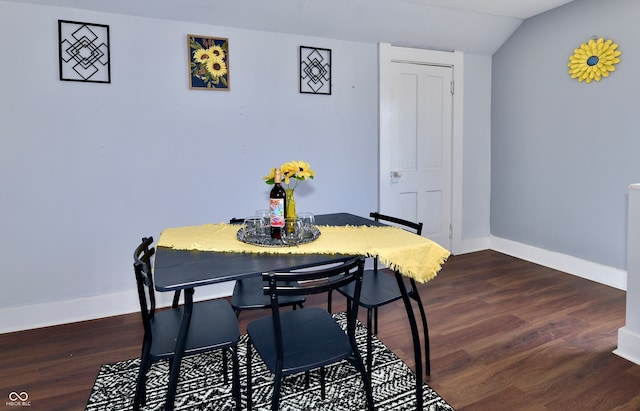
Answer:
[379, 61, 453, 250]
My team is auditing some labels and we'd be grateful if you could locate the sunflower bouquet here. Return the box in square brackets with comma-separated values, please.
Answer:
[264, 160, 315, 189]
[189, 37, 228, 88]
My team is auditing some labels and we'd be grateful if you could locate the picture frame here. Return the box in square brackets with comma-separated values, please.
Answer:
[58, 20, 110, 83]
[300, 46, 331, 95]
[188, 35, 229, 91]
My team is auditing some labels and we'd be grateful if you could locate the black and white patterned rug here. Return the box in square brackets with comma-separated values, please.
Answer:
[86, 313, 454, 410]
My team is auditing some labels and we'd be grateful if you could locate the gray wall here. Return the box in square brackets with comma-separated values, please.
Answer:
[463, 54, 492, 241]
[491, 0, 640, 269]
[0, 0, 493, 331]
[0, 2, 379, 314]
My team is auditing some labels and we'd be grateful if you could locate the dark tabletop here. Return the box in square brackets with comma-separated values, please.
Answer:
[154, 213, 381, 291]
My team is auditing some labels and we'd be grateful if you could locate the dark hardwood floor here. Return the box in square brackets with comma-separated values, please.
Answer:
[2, 250, 639, 410]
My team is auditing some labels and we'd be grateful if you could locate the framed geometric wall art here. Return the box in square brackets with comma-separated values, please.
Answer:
[300, 46, 331, 95]
[58, 20, 110, 83]
[188, 35, 229, 91]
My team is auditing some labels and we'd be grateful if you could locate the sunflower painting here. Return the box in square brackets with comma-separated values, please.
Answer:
[567, 37, 621, 84]
[188, 35, 229, 90]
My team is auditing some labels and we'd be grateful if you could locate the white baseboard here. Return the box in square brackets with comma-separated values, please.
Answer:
[614, 327, 640, 365]
[490, 236, 626, 291]
[0, 290, 140, 334]
[0, 282, 234, 334]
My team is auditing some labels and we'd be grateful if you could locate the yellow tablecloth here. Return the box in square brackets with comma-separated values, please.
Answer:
[157, 224, 450, 283]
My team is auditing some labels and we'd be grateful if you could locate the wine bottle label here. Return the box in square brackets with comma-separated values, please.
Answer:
[270, 198, 285, 227]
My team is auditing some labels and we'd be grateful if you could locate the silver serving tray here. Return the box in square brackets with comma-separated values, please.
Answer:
[237, 226, 321, 247]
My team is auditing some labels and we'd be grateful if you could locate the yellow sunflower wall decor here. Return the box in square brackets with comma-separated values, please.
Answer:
[188, 34, 229, 91]
[568, 37, 621, 83]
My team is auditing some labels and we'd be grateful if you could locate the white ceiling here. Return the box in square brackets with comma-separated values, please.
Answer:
[405, 0, 576, 19]
[10, 0, 577, 54]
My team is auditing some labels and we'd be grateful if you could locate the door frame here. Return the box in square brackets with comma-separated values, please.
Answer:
[378, 43, 464, 254]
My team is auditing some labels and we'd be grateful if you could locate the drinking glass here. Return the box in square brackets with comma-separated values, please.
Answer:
[281, 217, 303, 245]
[242, 216, 265, 240]
[297, 212, 315, 238]
[254, 209, 271, 237]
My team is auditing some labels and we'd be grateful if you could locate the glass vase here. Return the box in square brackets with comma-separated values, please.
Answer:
[285, 188, 296, 218]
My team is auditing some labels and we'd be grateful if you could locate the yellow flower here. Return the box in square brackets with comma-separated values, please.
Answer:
[291, 160, 315, 180]
[280, 162, 297, 185]
[264, 161, 315, 188]
[193, 47, 215, 64]
[263, 168, 276, 184]
[568, 38, 621, 83]
[206, 58, 228, 78]
[210, 45, 226, 60]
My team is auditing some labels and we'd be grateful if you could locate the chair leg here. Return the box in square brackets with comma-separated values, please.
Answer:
[272, 368, 283, 411]
[320, 366, 326, 399]
[366, 308, 374, 375]
[247, 340, 253, 411]
[229, 347, 241, 411]
[360, 365, 375, 411]
[327, 289, 333, 313]
[171, 290, 181, 308]
[410, 279, 431, 376]
[346, 295, 375, 410]
[396, 273, 423, 410]
[348, 343, 375, 410]
[134, 343, 151, 411]
[222, 350, 229, 384]
[373, 307, 379, 335]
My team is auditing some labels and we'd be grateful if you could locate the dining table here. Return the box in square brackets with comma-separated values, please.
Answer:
[153, 212, 450, 410]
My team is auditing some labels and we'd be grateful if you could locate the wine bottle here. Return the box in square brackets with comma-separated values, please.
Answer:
[269, 168, 287, 239]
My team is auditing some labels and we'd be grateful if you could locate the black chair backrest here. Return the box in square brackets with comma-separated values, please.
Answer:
[370, 212, 423, 271]
[263, 256, 366, 359]
[133, 236, 156, 337]
[370, 212, 423, 235]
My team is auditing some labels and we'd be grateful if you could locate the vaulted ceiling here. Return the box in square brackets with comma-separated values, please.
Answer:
[11, 0, 576, 54]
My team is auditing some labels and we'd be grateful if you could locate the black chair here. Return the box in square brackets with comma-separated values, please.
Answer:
[328, 212, 431, 376]
[133, 236, 241, 411]
[246, 256, 375, 411]
[229, 218, 306, 316]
